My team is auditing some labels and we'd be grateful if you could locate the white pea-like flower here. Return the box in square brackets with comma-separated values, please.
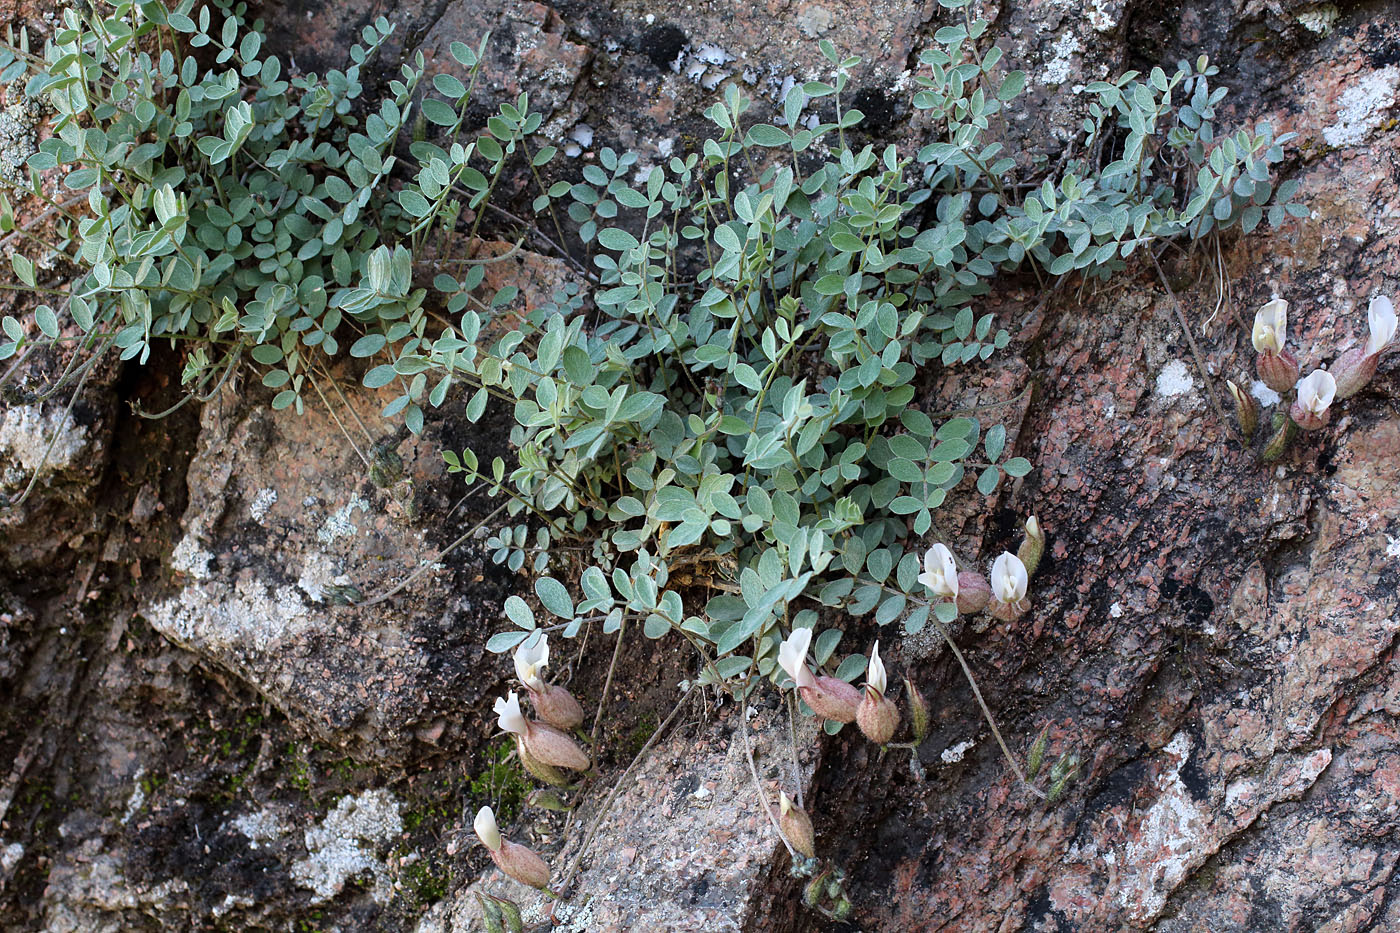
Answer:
[513, 631, 549, 690]
[866, 641, 886, 696]
[494, 691, 528, 736]
[917, 544, 959, 599]
[474, 805, 503, 851]
[990, 552, 1028, 604]
[1296, 369, 1336, 416]
[1366, 294, 1396, 357]
[1252, 298, 1288, 354]
[777, 627, 816, 688]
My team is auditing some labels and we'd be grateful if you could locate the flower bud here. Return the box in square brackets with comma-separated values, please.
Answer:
[855, 641, 899, 743]
[990, 552, 1027, 602]
[1016, 516, 1045, 578]
[1327, 296, 1395, 400]
[1025, 726, 1050, 780]
[1289, 369, 1335, 431]
[955, 572, 991, 614]
[777, 627, 817, 690]
[1257, 349, 1300, 394]
[904, 676, 929, 742]
[779, 792, 816, 859]
[495, 691, 530, 736]
[865, 641, 887, 695]
[1261, 412, 1297, 463]
[988, 552, 1030, 621]
[799, 676, 862, 723]
[783, 626, 862, 723]
[529, 683, 585, 732]
[857, 685, 900, 744]
[1226, 380, 1259, 437]
[492, 839, 551, 890]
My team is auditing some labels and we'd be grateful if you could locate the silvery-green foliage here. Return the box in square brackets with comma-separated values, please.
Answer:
[2, 1, 1301, 701]
[443, 8, 1300, 697]
[0, 1, 556, 437]
[3, 2, 418, 390]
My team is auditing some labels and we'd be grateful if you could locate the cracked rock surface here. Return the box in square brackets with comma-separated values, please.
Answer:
[2, 0, 1399, 930]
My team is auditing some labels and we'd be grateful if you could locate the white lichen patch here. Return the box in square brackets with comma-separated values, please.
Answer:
[297, 551, 338, 603]
[249, 487, 278, 522]
[1087, 0, 1120, 33]
[122, 769, 146, 825]
[0, 404, 88, 473]
[1322, 66, 1400, 149]
[147, 576, 313, 652]
[212, 893, 257, 918]
[2, 842, 24, 872]
[291, 789, 402, 904]
[941, 738, 976, 764]
[548, 897, 598, 932]
[693, 43, 732, 67]
[170, 533, 214, 580]
[1251, 380, 1282, 407]
[1117, 732, 1209, 922]
[1154, 360, 1195, 397]
[231, 809, 286, 850]
[316, 495, 369, 545]
[1041, 32, 1082, 87]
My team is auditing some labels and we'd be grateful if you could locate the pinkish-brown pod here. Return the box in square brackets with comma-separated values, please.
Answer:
[523, 720, 591, 772]
[516, 741, 570, 786]
[530, 683, 585, 731]
[491, 839, 551, 889]
[1330, 346, 1379, 400]
[779, 793, 816, 859]
[956, 572, 992, 614]
[1257, 349, 1300, 394]
[800, 676, 861, 723]
[856, 686, 900, 745]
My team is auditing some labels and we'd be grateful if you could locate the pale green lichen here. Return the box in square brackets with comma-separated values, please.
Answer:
[0, 96, 40, 188]
[1296, 4, 1339, 37]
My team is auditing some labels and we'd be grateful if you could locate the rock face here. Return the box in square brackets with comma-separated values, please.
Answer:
[3, 0, 1400, 931]
[764, 6, 1400, 931]
[0, 356, 118, 573]
[139, 374, 510, 758]
[418, 699, 821, 933]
